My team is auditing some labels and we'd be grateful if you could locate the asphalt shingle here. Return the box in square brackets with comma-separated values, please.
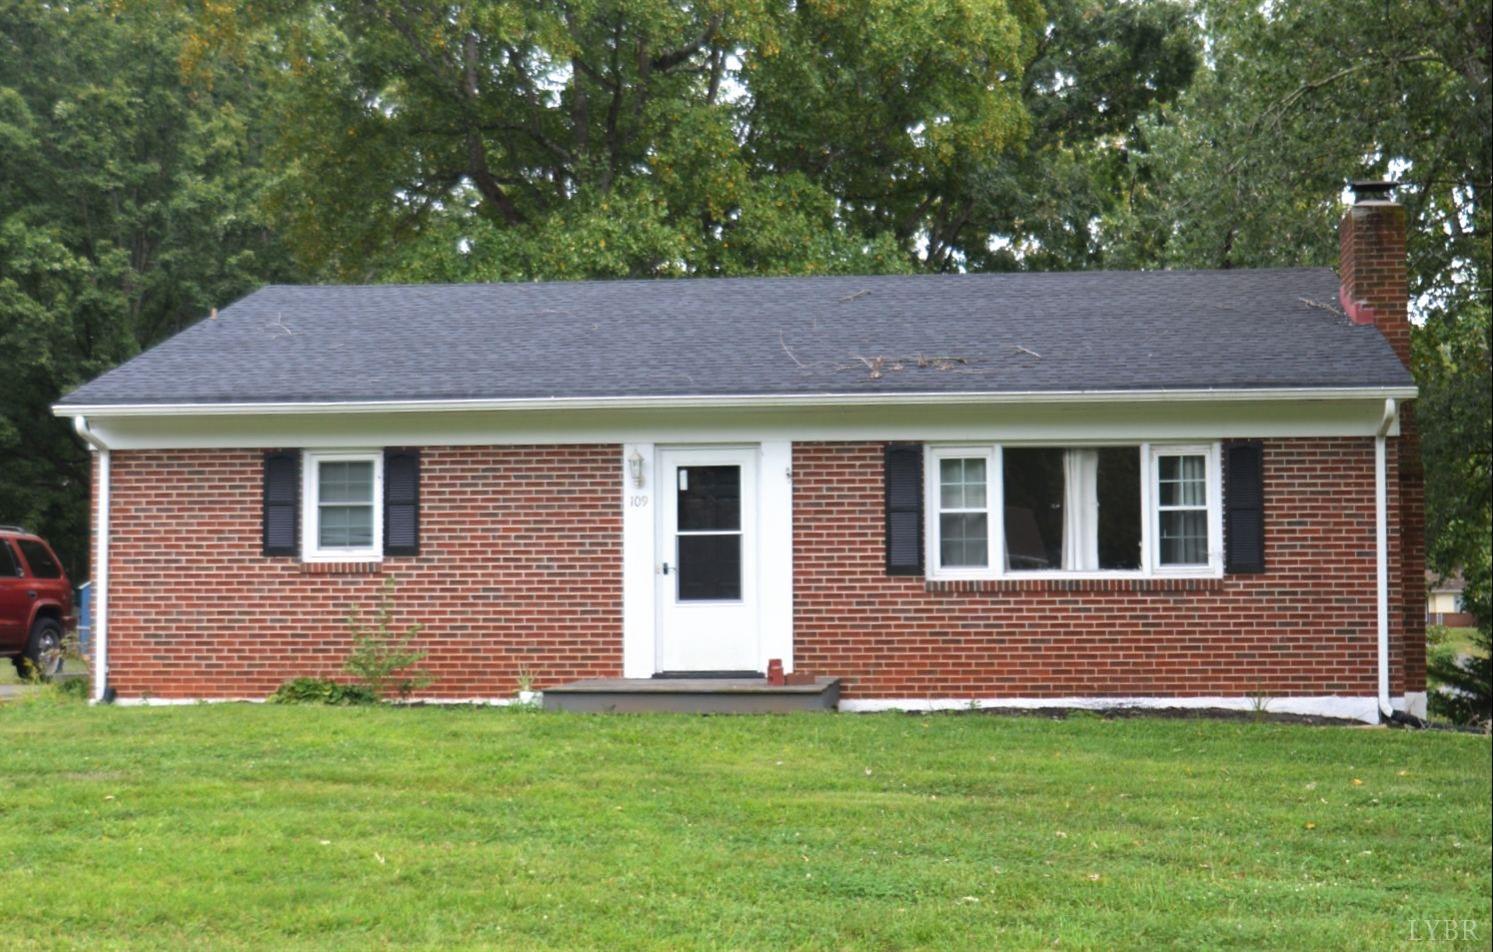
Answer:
[57, 268, 1413, 407]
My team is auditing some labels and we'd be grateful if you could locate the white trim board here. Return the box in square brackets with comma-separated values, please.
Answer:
[758, 440, 795, 672]
[109, 697, 267, 707]
[1402, 691, 1428, 719]
[620, 442, 656, 678]
[55, 385, 1418, 418]
[838, 695, 1400, 724]
[110, 694, 1418, 722]
[73, 398, 1403, 451]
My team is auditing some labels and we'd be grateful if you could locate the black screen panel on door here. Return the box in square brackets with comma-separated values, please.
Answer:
[677, 466, 740, 530]
[677, 535, 742, 600]
[676, 465, 743, 601]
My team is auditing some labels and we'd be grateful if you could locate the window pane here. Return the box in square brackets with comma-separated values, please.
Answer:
[677, 466, 740, 532]
[1096, 447, 1142, 570]
[939, 457, 986, 509]
[17, 539, 62, 579]
[0, 542, 19, 577]
[1160, 510, 1208, 565]
[677, 533, 741, 600]
[1158, 455, 1206, 507]
[319, 505, 374, 548]
[939, 513, 988, 567]
[1002, 448, 1064, 570]
[319, 461, 374, 504]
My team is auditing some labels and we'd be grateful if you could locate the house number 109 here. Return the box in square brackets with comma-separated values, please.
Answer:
[629, 495, 649, 508]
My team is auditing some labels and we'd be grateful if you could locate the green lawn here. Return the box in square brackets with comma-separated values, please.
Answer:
[1, 700, 1488, 950]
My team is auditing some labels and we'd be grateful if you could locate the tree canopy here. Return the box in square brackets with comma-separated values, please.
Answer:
[243, 0, 1045, 279]
[189, 0, 1205, 280]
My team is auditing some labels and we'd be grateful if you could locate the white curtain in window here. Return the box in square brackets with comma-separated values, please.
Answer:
[1061, 449, 1099, 571]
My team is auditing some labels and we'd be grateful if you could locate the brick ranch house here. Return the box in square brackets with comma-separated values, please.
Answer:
[56, 184, 1426, 722]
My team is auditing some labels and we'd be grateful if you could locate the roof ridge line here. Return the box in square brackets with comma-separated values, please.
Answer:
[247, 266, 1338, 292]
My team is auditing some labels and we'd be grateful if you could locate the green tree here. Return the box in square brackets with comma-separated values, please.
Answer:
[204, 0, 1202, 279]
[198, 0, 1046, 279]
[1419, 304, 1492, 723]
[930, 0, 1199, 271]
[1115, 0, 1488, 288]
[0, 1, 298, 577]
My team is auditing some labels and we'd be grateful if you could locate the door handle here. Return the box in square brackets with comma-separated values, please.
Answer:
[26, 590, 37, 599]
[660, 562, 671, 575]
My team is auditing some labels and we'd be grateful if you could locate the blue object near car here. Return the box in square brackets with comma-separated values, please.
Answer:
[75, 581, 91, 658]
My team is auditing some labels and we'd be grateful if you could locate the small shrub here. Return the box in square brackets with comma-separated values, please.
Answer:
[1247, 692, 1274, 722]
[515, 665, 535, 693]
[342, 577, 433, 700]
[268, 677, 376, 706]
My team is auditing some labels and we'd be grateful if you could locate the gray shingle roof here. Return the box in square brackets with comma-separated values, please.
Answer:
[57, 268, 1413, 407]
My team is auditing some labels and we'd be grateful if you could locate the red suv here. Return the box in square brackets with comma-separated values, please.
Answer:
[0, 526, 74, 679]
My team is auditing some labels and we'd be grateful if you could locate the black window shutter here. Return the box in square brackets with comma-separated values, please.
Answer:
[262, 452, 299, 556]
[1224, 441, 1265, 574]
[884, 443, 924, 575]
[384, 449, 420, 556]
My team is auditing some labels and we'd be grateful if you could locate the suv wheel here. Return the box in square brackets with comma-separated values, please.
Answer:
[16, 618, 64, 681]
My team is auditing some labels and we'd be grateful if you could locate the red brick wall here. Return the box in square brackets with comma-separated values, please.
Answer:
[792, 438, 1420, 699]
[102, 446, 621, 699]
[97, 437, 1422, 702]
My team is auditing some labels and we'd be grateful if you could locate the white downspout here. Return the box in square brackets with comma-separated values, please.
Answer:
[72, 416, 110, 702]
[1374, 398, 1398, 721]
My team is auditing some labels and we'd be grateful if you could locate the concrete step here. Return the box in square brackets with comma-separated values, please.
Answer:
[542, 677, 841, 713]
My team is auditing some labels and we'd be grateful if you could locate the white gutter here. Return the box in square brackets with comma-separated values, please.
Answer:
[72, 416, 110, 703]
[1374, 398, 1398, 721]
[51, 385, 1419, 419]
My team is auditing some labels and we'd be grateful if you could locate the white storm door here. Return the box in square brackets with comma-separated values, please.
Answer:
[655, 447, 760, 673]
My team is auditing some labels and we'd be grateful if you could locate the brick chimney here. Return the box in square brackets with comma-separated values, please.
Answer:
[1339, 180, 1410, 367]
[1339, 179, 1425, 703]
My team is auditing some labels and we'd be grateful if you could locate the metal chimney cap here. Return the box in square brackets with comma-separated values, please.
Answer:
[1350, 180, 1396, 203]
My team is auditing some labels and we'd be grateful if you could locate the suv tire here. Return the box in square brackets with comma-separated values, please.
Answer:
[15, 617, 64, 681]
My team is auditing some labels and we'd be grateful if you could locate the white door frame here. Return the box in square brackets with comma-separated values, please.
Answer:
[654, 446, 759, 673]
[620, 441, 793, 678]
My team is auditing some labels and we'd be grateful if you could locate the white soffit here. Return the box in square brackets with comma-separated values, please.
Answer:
[61, 389, 1413, 450]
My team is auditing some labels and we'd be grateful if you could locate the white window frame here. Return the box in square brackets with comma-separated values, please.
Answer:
[924, 445, 999, 579]
[1147, 443, 1223, 577]
[301, 450, 384, 563]
[924, 442, 1223, 581]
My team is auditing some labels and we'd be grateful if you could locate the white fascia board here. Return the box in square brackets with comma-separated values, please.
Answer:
[52, 385, 1418, 419]
[72, 396, 1412, 451]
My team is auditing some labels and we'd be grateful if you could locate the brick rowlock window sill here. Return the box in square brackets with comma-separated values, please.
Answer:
[298, 561, 383, 576]
[925, 576, 1226, 594]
